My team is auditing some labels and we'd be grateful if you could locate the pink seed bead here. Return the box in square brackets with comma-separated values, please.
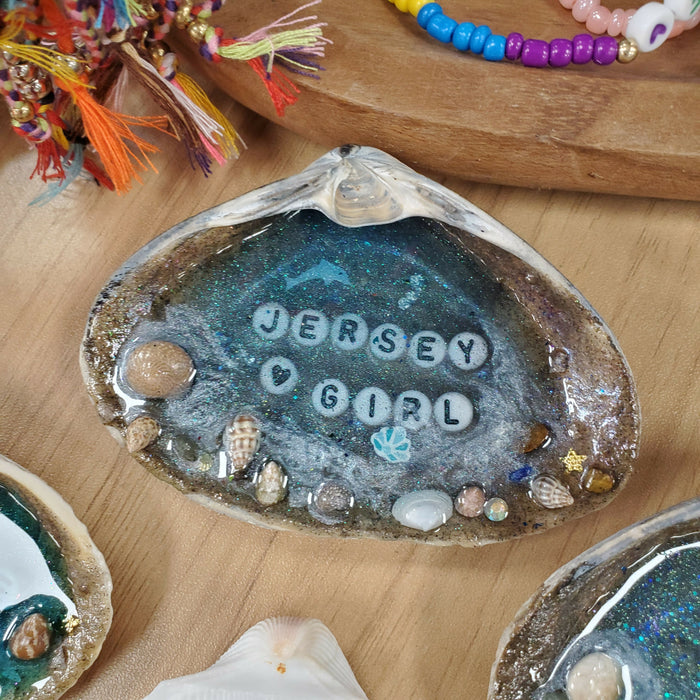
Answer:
[608, 9, 628, 36]
[558, 0, 577, 8]
[572, 0, 600, 23]
[586, 6, 612, 34]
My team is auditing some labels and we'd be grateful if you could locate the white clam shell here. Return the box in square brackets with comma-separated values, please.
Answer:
[143, 617, 368, 699]
[530, 474, 574, 509]
[392, 489, 454, 531]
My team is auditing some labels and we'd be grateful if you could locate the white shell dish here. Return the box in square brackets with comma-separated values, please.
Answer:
[82, 145, 639, 546]
[143, 617, 368, 699]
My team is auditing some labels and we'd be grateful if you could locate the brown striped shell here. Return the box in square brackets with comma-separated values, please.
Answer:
[255, 460, 287, 506]
[124, 341, 195, 398]
[530, 474, 574, 509]
[224, 414, 260, 474]
[125, 416, 160, 453]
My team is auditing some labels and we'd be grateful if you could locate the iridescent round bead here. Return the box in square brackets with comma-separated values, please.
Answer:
[484, 497, 509, 522]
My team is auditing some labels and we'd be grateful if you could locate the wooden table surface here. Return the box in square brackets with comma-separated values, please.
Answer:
[0, 89, 698, 698]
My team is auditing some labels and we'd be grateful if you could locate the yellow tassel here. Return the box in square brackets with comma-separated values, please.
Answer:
[52, 124, 70, 151]
[0, 40, 86, 88]
[174, 72, 241, 158]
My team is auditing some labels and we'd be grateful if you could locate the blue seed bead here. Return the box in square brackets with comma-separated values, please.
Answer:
[469, 24, 491, 54]
[452, 22, 476, 51]
[416, 3, 442, 29]
[483, 34, 506, 61]
[426, 13, 457, 42]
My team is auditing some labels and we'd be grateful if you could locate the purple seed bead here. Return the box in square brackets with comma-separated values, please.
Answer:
[593, 36, 618, 65]
[505, 32, 524, 61]
[521, 39, 550, 68]
[549, 38, 573, 67]
[572, 33, 594, 64]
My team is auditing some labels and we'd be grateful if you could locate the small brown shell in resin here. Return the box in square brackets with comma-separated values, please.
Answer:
[521, 423, 551, 453]
[530, 474, 574, 509]
[9, 613, 51, 660]
[581, 465, 615, 493]
[255, 460, 287, 506]
[224, 414, 260, 475]
[124, 341, 195, 398]
[125, 416, 160, 453]
[455, 485, 486, 518]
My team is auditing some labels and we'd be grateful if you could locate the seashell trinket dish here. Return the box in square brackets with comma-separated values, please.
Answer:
[81, 146, 640, 546]
[143, 616, 367, 699]
[0, 455, 112, 699]
[489, 498, 700, 699]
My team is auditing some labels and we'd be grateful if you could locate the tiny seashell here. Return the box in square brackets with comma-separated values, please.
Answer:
[531, 474, 574, 509]
[566, 652, 622, 700]
[124, 340, 195, 398]
[255, 460, 287, 507]
[143, 617, 368, 699]
[392, 489, 453, 532]
[125, 416, 160, 453]
[224, 414, 260, 475]
[9, 613, 51, 660]
[521, 423, 551, 453]
[455, 486, 486, 518]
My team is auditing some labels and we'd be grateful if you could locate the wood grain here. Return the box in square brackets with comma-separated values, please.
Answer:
[0, 99, 698, 698]
[175, 0, 700, 201]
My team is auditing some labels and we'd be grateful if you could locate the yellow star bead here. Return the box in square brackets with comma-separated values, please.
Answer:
[561, 449, 587, 473]
[63, 616, 81, 635]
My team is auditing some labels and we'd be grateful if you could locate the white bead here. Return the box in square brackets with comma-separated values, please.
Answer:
[393, 390, 432, 430]
[566, 652, 623, 700]
[369, 323, 407, 360]
[433, 392, 473, 432]
[259, 356, 298, 395]
[290, 309, 329, 347]
[408, 331, 446, 368]
[625, 2, 675, 51]
[330, 313, 368, 351]
[447, 332, 489, 371]
[664, 0, 698, 21]
[252, 303, 289, 340]
[353, 387, 392, 426]
[312, 379, 350, 417]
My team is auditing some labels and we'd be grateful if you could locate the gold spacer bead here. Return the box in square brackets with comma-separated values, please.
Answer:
[174, 0, 194, 28]
[10, 101, 35, 123]
[617, 38, 639, 63]
[187, 19, 208, 43]
[148, 40, 171, 66]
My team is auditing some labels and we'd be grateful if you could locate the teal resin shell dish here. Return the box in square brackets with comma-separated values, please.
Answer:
[489, 498, 700, 700]
[0, 455, 112, 699]
[81, 146, 640, 546]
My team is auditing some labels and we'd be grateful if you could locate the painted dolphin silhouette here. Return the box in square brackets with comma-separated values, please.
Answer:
[285, 259, 351, 290]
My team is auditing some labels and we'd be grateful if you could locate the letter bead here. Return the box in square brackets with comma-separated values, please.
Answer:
[409, 331, 446, 368]
[331, 313, 369, 351]
[290, 309, 329, 347]
[447, 332, 489, 370]
[312, 380, 350, 417]
[394, 390, 432, 430]
[664, 0, 698, 21]
[369, 323, 407, 360]
[433, 392, 474, 432]
[354, 387, 392, 426]
[252, 303, 290, 340]
[625, 2, 675, 51]
[259, 356, 298, 395]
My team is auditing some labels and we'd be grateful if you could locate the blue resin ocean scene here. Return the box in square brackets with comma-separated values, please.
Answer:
[81, 147, 639, 545]
[490, 499, 700, 699]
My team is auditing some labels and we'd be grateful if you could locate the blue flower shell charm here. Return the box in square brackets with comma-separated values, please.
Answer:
[372, 426, 411, 463]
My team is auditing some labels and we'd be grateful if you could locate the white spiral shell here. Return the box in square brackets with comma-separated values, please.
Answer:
[143, 617, 368, 699]
[255, 460, 287, 506]
[224, 414, 260, 474]
[530, 474, 574, 509]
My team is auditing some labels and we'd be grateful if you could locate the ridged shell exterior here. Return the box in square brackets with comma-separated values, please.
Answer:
[531, 474, 574, 509]
[392, 489, 454, 531]
[224, 414, 260, 474]
[123, 341, 194, 398]
[125, 416, 160, 453]
[255, 460, 287, 506]
[143, 617, 368, 699]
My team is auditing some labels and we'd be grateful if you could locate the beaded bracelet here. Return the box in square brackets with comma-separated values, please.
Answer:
[388, 0, 698, 67]
[559, 0, 700, 47]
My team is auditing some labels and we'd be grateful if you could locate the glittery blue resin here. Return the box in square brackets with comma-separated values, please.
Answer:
[491, 499, 700, 699]
[82, 147, 640, 545]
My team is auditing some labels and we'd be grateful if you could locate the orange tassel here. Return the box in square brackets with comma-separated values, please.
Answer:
[247, 57, 299, 117]
[31, 139, 65, 182]
[38, 0, 75, 54]
[61, 81, 170, 194]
